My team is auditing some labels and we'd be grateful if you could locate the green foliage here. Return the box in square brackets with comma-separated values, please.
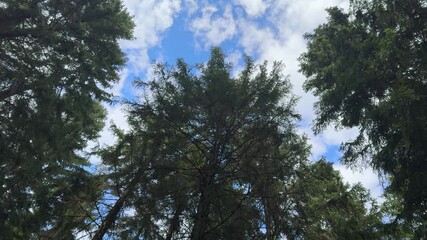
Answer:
[289, 160, 383, 239]
[98, 48, 381, 239]
[300, 0, 427, 223]
[0, 0, 133, 238]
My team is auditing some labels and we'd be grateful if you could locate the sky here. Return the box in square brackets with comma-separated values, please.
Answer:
[92, 0, 384, 201]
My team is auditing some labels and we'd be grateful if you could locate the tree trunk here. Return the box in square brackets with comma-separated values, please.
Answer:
[165, 203, 183, 240]
[92, 177, 139, 240]
[263, 198, 273, 240]
[190, 175, 212, 240]
[191, 133, 223, 239]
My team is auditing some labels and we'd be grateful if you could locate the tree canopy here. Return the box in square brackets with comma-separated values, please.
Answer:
[3, 0, 425, 238]
[0, 0, 133, 238]
[300, 0, 426, 224]
[94, 48, 382, 239]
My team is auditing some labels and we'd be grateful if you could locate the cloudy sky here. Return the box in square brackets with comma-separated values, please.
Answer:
[95, 0, 383, 200]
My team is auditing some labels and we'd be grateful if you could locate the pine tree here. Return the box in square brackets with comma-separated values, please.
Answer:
[0, 0, 133, 238]
[96, 48, 381, 239]
[300, 0, 427, 224]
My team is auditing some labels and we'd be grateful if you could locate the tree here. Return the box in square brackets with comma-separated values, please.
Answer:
[288, 160, 383, 239]
[299, 0, 426, 224]
[0, 0, 133, 238]
[96, 48, 381, 239]
[97, 48, 309, 239]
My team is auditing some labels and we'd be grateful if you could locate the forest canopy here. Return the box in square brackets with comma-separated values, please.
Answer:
[0, 0, 133, 238]
[1, 0, 426, 239]
[300, 0, 426, 225]
[94, 48, 383, 239]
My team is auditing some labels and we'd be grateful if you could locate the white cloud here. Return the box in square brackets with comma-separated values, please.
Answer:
[87, 103, 130, 165]
[234, 0, 268, 17]
[225, 50, 244, 78]
[89, 0, 182, 155]
[120, 0, 182, 72]
[190, 4, 237, 46]
[269, 0, 348, 36]
[121, 0, 181, 49]
[300, 125, 359, 161]
[183, 0, 198, 14]
[238, 21, 276, 56]
[225, 50, 242, 66]
[307, 134, 328, 160]
[87, 69, 131, 165]
[322, 126, 359, 146]
[110, 69, 129, 97]
[333, 163, 384, 203]
[125, 49, 150, 75]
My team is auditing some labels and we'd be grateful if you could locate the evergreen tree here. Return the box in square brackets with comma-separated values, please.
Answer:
[288, 160, 383, 239]
[299, 0, 426, 224]
[97, 48, 381, 239]
[0, 0, 133, 238]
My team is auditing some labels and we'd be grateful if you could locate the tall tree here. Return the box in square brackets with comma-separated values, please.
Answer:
[97, 48, 381, 239]
[299, 0, 426, 224]
[0, 0, 133, 238]
[288, 160, 383, 239]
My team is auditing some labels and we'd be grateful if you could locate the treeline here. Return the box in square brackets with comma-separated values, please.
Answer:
[0, 0, 425, 239]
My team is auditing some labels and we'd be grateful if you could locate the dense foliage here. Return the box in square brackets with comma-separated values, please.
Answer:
[3, 0, 425, 238]
[0, 0, 133, 238]
[300, 0, 426, 227]
[96, 48, 382, 239]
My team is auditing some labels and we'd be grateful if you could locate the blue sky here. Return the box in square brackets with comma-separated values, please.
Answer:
[92, 0, 383, 201]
